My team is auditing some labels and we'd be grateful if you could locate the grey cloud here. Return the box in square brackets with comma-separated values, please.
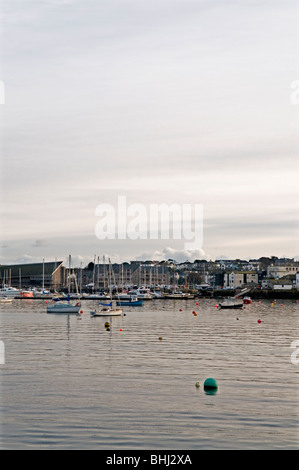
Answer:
[32, 239, 49, 248]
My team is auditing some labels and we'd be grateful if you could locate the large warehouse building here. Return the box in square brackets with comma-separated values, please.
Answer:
[0, 261, 64, 290]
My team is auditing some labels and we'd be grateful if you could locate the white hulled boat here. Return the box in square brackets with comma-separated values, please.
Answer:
[0, 287, 21, 297]
[47, 301, 81, 314]
[90, 258, 124, 317]
[0, 297, 13, 303]
[128, 287, 152, 300]
[90, 306, 123, 317]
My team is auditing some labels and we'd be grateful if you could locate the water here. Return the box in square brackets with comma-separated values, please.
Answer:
[0, 298, 298, 449]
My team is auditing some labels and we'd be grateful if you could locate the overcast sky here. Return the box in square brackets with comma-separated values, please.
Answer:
[0, 0, 298, 266]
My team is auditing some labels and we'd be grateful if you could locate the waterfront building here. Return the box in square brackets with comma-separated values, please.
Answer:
[267, 263, 299, 279]
[0, 261, 64, 290]
[223, 271, 259, 289]
[267, 279, 294, 290]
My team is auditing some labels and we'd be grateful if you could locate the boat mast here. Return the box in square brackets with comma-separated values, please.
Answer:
[68, 255, 71, 294]
[92, 255, 96, 293]
[97, 256, 100, 292]
[103, 255, 106, 290]
[42, 258, 45, 291]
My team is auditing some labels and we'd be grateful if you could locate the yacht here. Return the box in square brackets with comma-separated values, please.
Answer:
[116, 292, 132, 301]
[90, 306, 123, 317]
[0, 287, 21, 297]
[128, 287, 152, 300]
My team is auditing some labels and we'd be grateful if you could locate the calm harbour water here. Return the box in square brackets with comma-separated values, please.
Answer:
[0, 297, 298, 449]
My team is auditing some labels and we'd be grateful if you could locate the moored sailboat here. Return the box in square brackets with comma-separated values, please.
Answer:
[90, 258, 124, 317]
[47, 256, 82, 314]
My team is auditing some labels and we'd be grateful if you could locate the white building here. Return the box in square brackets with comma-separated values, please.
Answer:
[267, 265, 299, 279]
[223, 271, 258, 289]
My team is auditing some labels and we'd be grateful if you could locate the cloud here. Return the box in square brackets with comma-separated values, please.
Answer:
[136, 247, 208, 263]
[32, 239, 48, 248]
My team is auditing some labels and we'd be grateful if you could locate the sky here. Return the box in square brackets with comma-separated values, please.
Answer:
[0, 0, 298, 266]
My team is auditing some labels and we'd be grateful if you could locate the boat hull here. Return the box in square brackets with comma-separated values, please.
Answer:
[0, 288, 21, 297]
[20, 291, 34, 298]
[47, 307, 81, 314]
[47, 302, 81, 314]
[218, 303, 244, 309]
[116, 300, 143, 307]
[90, 308, 123, 317]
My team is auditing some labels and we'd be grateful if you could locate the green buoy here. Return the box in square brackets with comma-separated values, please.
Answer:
[204, 378, 218, 391]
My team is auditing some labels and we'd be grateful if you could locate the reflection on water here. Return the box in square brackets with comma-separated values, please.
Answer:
[0, 298, 298, 449]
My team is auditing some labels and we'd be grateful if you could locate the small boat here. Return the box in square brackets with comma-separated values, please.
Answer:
[117, 292, 132, 301]
[0, 287, 21, 297]
[164, 292, 195, 300]
[243, 297, 252, 304]
[90, 258, 124, 317]
[82, 293, 111, 300]
[218, 302, 244, 310]
[116, 296, 143, 307]
[90, 307, 123, 317]
[20, 291, 34, 298]
[47, 301, 81, 314]
[32, 289, 52, 299]
[0, 297, 13, 303]
[128, 288, 152, 300]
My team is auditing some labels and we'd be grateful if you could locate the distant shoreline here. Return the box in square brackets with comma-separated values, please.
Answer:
[13, 290, 299, 300]
[201, 289, 299, 300]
